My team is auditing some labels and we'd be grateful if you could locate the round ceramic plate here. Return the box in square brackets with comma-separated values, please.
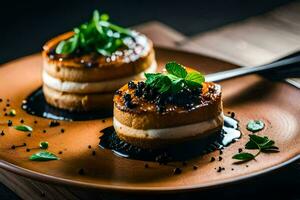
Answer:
[0, 47, 299, 192]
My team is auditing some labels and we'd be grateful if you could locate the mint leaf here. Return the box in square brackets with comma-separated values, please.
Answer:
[39, 141, 49, 149]
[249, 134, 268, 144]
[165, 62, 187, 78]
[234, 134, 279, 164]
[247, 120, 265, 132]
[144, 73, 172, 93]
[185, 71, 205, 85]
[55, 10, 132, 56]
[29, 151, 59, 161]
[55, 33, 79, 54]
[232, 152, 255, 161]
[100, 13, 109, 21]
[245, 140, 259, 149]
[14, 125, 33, 132]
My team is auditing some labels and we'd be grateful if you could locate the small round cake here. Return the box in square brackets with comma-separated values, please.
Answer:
[113, 62, 223, 149]
[42, 11, 156, 111]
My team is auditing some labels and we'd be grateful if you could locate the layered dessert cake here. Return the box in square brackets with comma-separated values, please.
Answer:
[42, 11, 156, 111]
[113, 62, 223, 149]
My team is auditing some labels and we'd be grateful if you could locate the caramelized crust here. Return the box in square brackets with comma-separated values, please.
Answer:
[114, 82, 223, 129]
[42, 32, 155, 82]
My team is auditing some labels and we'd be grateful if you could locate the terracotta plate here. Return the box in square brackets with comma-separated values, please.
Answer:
[0, 48, 299, 192]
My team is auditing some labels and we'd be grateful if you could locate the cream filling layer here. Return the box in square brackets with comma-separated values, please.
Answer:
[43, 61, 157, 94]
[113, 113, 224, 140]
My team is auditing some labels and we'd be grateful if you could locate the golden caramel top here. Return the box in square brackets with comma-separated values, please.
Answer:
[114, 81, 221, 114]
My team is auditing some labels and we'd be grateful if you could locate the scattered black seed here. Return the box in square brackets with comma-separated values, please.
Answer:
[0, 98, 2, 102]
[1, 130, 4, 136]
[193, 165, 198, 170]
[7, 120, 12, 126]
[173, 167, 182, 175]
[60, 128, 65, 133]
[102, 119, 105, 123]
[49, 120, 60, 127]
[123, 93, 131, 101]
[238, 148, 243, 153]
[218, 156, 223, 161]
[3, 108, 6, 111]
[210, 157, 215, 162]
[128, 81, 136, 89]
[246, 165, 249, 168]
[58, 151, 63, 154]
[20, 119, 24, 123]
[114, 90, 122, 95]
[125, 101, 136, 109]
[11, 143, 26, 149]
[27, 133, 31, 137]
[182, 161, 187, 166]
[227, 111, 231, 114]
[92, 150, 96, 156]
[34, 120, 38, 124]
[231, 168, 234, 171]
[43, 130, 46, 133]
[6, 104, 10, 107]
[88, 145, 92, 149]
[4, 113, 8, 116]
[230, 112, 235, 118]
[219, 150, 223, 155]
[78, 168, 85, 175]
[144, 163, 149, 168]
[6, 99, 10, 102]
[217, 167, 222, 172]
[26, 148, 30, 152]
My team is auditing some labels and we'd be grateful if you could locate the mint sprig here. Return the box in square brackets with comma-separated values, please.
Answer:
[29, 151, 59, 161]
[145, 61, 205, 94]
[55, 10, 133, 56]
[233, 134, 279, 163]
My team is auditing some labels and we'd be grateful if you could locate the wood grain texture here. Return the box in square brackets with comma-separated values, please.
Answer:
[179, 2, 300, 86]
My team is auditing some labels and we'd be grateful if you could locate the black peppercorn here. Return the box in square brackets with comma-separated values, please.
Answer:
[49, 120, 60, 127]
[128, 81, 136, 89]
[7, 120, 12, 126]
[173, 167, 182, 175]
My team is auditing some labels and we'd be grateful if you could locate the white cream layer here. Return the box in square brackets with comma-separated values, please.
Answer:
[43, 61, 157, 94]
[113, 113, 224, 140]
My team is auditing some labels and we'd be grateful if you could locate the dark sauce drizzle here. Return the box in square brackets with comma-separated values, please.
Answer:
[22, 87, 112, 121]
[99, 115, 241, 162]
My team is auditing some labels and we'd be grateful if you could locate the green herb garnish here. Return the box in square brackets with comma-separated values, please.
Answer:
[232, 134, 278, 163]
[29, 151, 59, 161]
[55, 10, 133, 56]
[144, 62, 205, 93]
[247, 120, 265, 132]
[8, 109, 16, 116]
[14, 125, 33, 132]
[39, 141, 48, 149]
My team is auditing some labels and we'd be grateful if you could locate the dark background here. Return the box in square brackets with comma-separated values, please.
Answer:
[0, 0, 294, 64]
[1, 0, 299, 199]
